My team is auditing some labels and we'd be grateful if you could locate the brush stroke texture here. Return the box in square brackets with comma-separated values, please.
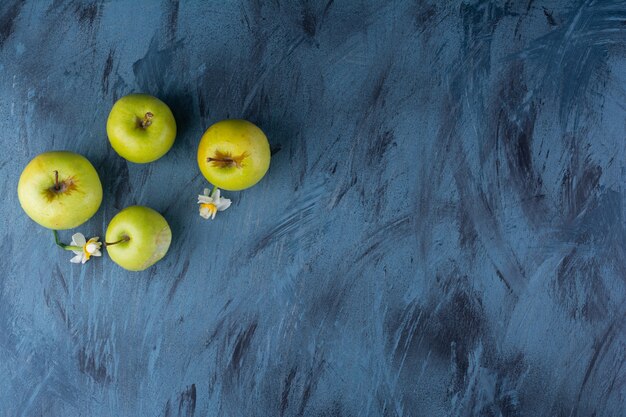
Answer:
[0, 0, 625, 416]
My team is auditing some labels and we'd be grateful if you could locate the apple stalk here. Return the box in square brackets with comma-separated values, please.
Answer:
[105, 236, 130, 246]
[53, 170, 60, 191]
[140, 112, 153, 129]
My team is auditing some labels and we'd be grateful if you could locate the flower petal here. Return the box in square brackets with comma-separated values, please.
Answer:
[213, 189, 221, 200]
[198, 195, 213, 204]
[81, 255, 88, 264]
[92, 250, 102, 257]
[199, 207, 211, 219]
[203, 188, 210, 196]
[70, 255, 83, 264]
[217, 198, 231, 211]
[71, 233, 86, 246]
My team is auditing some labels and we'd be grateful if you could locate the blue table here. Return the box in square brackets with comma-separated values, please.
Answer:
[1, 1, 625, 416]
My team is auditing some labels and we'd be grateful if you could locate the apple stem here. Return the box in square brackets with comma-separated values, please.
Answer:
[207, 157, 235, 164]
[53, 230, 81, 251]
[206, 151, 248, 168]
[53, 170, 60, 191]
[140, 112, 154, 129]
[105, 236, 130, 246]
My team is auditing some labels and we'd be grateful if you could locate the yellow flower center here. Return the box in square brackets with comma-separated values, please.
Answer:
[82, 239, 99, 260]
[201, 203, 218, 217]
[82, 244, 92, 261]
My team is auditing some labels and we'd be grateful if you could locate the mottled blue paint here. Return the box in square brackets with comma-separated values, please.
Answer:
[0, 1, 625, 416]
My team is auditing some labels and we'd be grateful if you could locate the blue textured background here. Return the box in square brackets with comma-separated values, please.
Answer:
[1, 1, 625, 416]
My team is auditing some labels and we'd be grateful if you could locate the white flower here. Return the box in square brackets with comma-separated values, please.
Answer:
[197, 188, 231, 220]
[69, 233, 102, 264]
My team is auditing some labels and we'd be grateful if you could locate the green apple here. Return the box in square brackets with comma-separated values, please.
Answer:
[197, 119, 270, 191]
[106, 94, 176, 163]
[105, 206, 172, 271]
[17, 151, 103, 230]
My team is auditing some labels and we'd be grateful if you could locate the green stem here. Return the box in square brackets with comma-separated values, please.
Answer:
[210, 185, 218, 197]
[53, 230, 81, 251]
[53, 230, 65, 248]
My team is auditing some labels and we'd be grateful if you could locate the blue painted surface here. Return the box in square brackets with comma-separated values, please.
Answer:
[1, 1, 625, 416]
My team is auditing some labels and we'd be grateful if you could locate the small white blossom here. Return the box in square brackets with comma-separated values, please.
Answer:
[197, 188, 231, 220]
[69, 233, 102, 264]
